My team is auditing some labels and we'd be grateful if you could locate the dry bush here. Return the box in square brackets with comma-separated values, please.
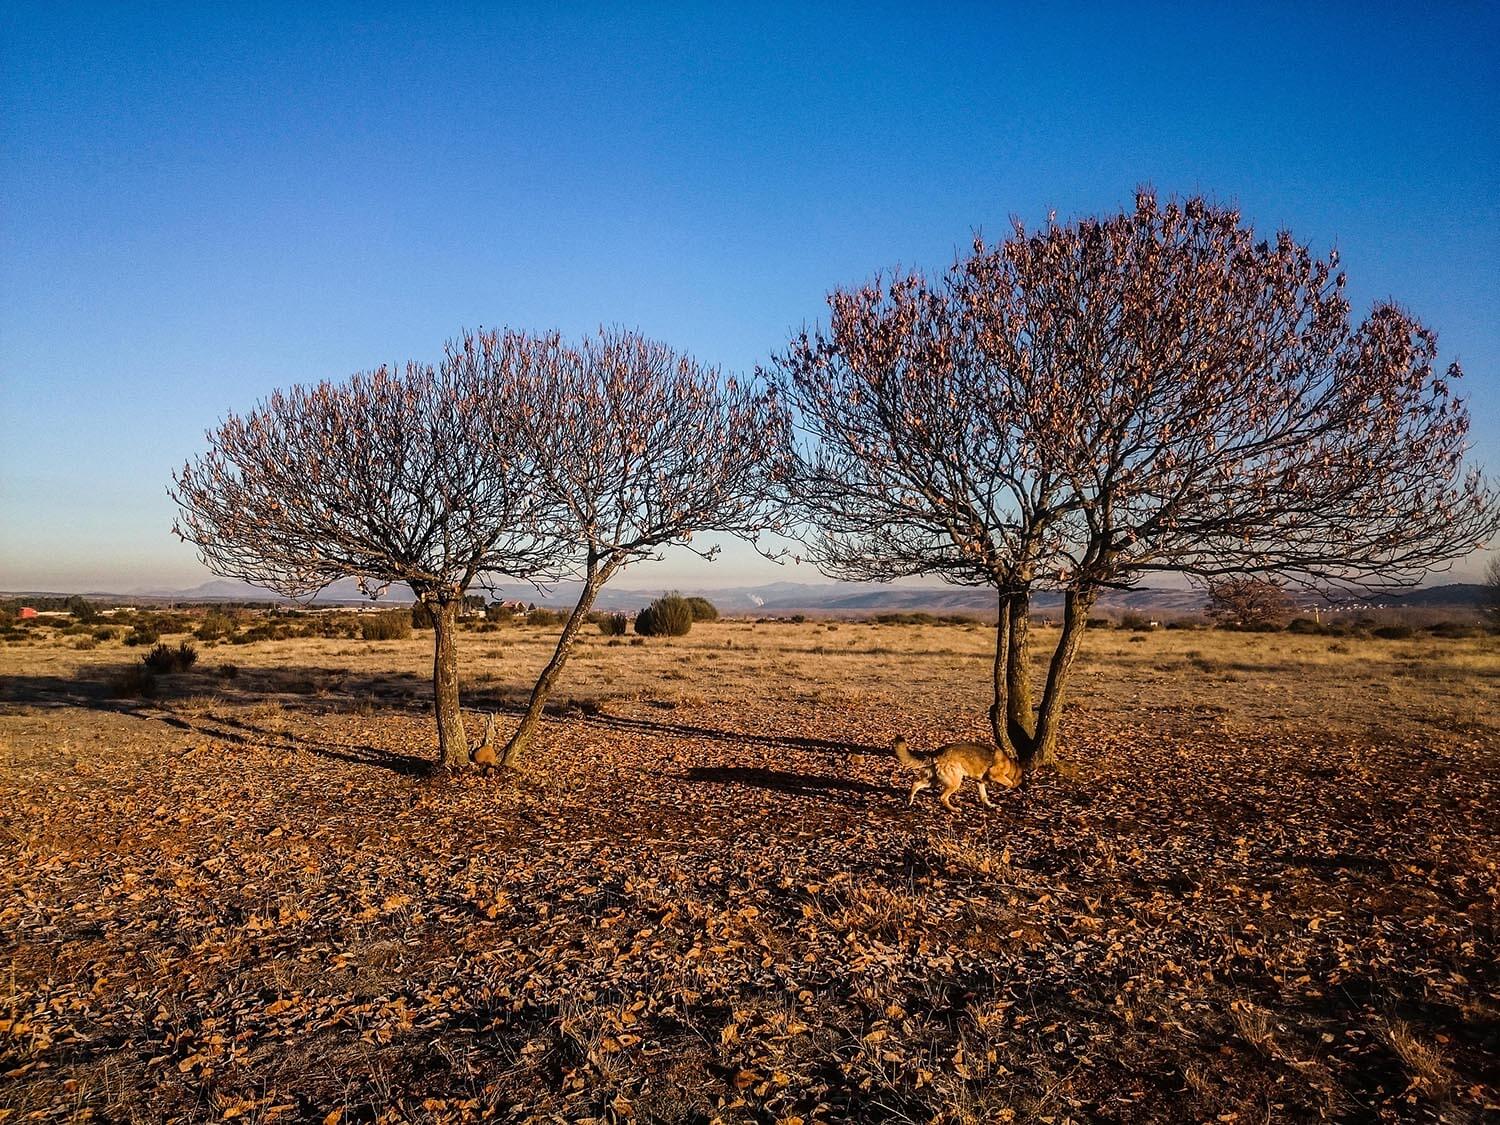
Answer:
[359, 609, 412, 641]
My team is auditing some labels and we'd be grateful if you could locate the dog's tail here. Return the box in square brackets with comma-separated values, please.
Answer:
[891, 734, 927, 772]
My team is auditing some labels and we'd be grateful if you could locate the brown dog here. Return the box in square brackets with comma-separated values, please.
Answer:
[469, 713, 498, 775]
[893, 734, 1022, 810]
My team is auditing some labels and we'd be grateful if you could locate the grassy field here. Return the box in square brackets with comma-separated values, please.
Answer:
[2, 619, 1497, 1122]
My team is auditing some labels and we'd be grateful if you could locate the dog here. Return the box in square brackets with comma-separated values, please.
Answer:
[469, 713, 498, 775]
[892, 734, 1022, 810]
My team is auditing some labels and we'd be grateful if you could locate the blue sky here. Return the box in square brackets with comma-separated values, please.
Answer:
[2, 2, 1497, 592]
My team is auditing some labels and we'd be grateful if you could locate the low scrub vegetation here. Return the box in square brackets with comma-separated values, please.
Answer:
[685, 596, 719, 621]
[143, 640, 198, 674]
[596, 611, 629, 636]
[359, 608, 412, 641]
[635, 593, 694, 637]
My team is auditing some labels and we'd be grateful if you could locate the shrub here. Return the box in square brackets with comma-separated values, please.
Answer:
[1285, 617, 1326, 635]
[144, 641, 198, 674]
[1118, 613, 1152, 632]
[135, 612, 194, 636]
[234, 620, 292, 644]
[1372, 624, 1416, 640]
[124, 627, 159, 647]
[67, 595, 99, 623]
[598, 612, 629, 636]
[91, 626, 118, 642]
[636, 593, 693, 637]
[1426, 620, 1484, 639]
[195, 612, 237, 642]
[360, 609, 412, 641]
[217, 662, 240, 679]
[685, 596, 719, 622]
[529, 608, 564, 628]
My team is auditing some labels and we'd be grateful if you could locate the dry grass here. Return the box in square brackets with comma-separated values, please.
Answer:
[1, 618, 1496, 1121]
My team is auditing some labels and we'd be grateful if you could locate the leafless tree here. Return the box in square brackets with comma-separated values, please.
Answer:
[774, 191, 1499, 768]
[170, 331, 561, 770]
[495, 327, 787, 766]
[766, 271, 1058, 760]
[1203, 577, 1295, 630]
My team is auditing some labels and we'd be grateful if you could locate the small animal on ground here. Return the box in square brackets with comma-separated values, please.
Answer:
[469, 713, 498, 775]
[892, 733, 1022, 810]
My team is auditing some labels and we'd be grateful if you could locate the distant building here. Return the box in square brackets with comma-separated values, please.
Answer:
[17, 607, 38, 619]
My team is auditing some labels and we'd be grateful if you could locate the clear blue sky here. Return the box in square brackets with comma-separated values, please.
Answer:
[3, 2, 1497, 593]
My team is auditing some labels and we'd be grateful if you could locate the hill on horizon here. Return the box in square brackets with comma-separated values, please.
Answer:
[2, 578, 1490, 618]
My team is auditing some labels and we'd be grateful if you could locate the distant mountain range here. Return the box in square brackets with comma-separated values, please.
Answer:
[3, 577, 1489, 618]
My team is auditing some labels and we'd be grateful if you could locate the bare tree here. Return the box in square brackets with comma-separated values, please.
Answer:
[1203, 577, 1295, 630]
[766, 272, 1058, 761]
[775, 191, 1499, 768]
[494, 327, 786, 767]
[170, 332, 559, 770]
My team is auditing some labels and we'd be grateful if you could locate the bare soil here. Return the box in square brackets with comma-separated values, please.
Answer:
[2, 621, 1497, 1122]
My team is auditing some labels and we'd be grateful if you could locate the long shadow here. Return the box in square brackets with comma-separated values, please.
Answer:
[191, 711, 433, 776]
[0, 670, 433, 777]
[464, 691, 892, 759]
[681, 765, 894, 799]
[2, 663, 891, 777]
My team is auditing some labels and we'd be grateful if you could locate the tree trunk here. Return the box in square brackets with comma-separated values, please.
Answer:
[430, 599, 468, 771]
[1006, 586, 1037, 751]
[989, 592, 1014, 754]
[500, 561, 611, 767]
[1026, 588, 1095, 769]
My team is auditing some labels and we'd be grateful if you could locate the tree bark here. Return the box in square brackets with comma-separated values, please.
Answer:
[429, 599, 468, 771]
[1026, 588, 1095, 768]
[1006, 586, 1037, 751]
[501, 558, 613, 767]
[989, 591, 1014, 754]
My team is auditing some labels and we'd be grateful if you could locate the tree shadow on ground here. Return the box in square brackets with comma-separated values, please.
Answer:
[1, 661, 893, 768]
[0, 670, 433, 777]
[680, 765, 894, 800]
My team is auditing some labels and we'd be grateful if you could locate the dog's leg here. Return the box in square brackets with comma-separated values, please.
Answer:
[908, 777, 930, 806]
[938, 768, 961, 811]
[977, 782, 994, 809]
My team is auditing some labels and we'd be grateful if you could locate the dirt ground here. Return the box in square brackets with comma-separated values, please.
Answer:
[2, 619, 1497, 1122]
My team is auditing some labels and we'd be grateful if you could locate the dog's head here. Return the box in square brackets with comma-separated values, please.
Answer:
[891, 733, 908, 753]
[987, 752, 1023, 789]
